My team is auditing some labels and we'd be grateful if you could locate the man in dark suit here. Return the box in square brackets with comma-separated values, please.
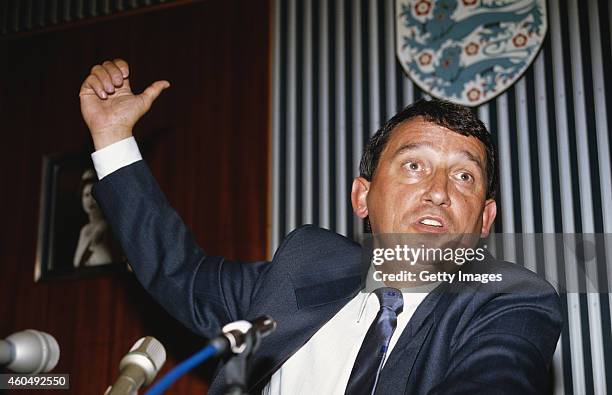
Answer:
[80, 59, 562, 394]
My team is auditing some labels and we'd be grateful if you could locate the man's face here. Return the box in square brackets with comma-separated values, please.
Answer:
[351, 117, 496, 236]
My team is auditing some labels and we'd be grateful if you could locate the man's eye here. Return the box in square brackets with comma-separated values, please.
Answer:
[404, 162, 422, 171]
[455, 172, 473, 182]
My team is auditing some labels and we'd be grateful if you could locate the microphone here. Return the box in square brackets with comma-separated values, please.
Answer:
[105, 337, 166, 395]
[221, 316, 276, 354]
[144, 316, 276, 395]
[0, 329, 60, 373]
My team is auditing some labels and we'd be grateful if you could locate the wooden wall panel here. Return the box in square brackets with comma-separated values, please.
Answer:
[0, 0, 270, 393]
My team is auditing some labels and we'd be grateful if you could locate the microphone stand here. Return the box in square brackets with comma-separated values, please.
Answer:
[146, 316, 275, 395]
[222, 325, 264, 395]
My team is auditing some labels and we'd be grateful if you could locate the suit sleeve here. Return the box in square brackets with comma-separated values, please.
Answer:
[429, 284, 563, 394]
[92, 160, 268, 338]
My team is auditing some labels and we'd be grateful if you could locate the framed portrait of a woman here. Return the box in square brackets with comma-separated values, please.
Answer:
[35, 153, 127, 281]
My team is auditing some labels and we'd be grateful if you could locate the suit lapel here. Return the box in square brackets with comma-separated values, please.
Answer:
[246, 229, 365, 392]
[245, 273, 363, 391]
[209, 225, 366, 394]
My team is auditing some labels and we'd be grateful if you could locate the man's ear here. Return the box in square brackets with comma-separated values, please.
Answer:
[351, 177, 370, 219]
[480, 199, 497, 237]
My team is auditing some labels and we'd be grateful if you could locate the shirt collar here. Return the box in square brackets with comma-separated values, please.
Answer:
[356, 265, 439, 323]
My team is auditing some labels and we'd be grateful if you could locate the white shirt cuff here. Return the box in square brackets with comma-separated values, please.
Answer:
[91, 137, 143, 180]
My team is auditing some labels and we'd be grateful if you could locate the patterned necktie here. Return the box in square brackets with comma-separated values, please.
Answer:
[344, 287, 404, 395]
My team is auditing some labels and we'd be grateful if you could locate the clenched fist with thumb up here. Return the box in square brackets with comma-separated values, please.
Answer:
[79, 59, 169, 150]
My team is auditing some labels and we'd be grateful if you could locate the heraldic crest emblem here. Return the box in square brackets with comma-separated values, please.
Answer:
[396, 0, 547, 106]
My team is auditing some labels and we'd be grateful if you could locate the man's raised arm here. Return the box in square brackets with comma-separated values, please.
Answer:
[79, 60, 266, 338]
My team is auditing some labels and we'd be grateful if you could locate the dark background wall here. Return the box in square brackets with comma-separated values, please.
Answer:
[0, 0, 271, 393]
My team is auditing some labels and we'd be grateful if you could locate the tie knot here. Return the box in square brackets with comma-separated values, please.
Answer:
[374, 287, 403, 315]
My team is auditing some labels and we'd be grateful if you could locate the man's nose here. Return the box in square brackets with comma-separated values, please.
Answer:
[422, 171, 451, 206]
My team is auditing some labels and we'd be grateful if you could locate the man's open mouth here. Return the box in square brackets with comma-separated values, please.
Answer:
[414, 216, 448, 232]
[420, 218, 443, 227]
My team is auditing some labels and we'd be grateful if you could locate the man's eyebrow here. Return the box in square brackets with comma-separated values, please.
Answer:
[459, 150, 484, 169]
[393, 142, 436, 157]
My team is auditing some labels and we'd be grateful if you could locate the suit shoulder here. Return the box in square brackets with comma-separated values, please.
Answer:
[482, 259, 559, 295]
[274, 225, 359, 253]
[455, 258, 564, 360]
[271, 225, 362, 272]
[462, 258, 562, 327]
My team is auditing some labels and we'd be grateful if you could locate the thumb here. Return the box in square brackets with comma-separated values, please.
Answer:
[138, 80, 171, 111]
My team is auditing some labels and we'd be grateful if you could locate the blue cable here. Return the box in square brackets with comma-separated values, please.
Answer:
[145, 343, 219, 395]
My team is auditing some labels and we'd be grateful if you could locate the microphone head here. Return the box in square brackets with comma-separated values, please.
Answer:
[6, 330, 60, 373]
[251, 316, 277, 337]
[119, 337, 166, 385]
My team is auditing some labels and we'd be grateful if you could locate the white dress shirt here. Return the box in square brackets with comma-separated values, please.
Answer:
[91, 137, 430, 394]
[263, 290, 428, 395]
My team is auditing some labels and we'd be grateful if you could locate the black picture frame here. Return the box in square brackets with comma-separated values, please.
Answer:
[35, 153, 127, 281]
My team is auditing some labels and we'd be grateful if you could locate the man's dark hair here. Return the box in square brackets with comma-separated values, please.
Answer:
[359, 98, 498, 199]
